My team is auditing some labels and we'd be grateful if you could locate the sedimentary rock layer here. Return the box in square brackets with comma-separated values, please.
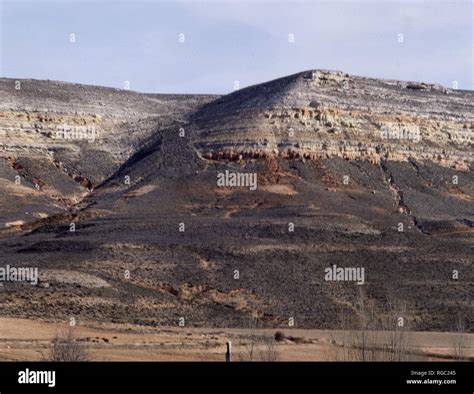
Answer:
[191, 70, 473, 170]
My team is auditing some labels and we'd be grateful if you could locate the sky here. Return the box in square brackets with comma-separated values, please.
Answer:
[0, 0, 472, 94]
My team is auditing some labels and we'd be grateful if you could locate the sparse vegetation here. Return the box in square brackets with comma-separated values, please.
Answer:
[45, 327, 89, 362]
[237, 334, 279, 362]
[334, 289, 412, 361]
[236, 319, 279, 362]
[274, 331, 286, 342]
[452, 314, 467, 361]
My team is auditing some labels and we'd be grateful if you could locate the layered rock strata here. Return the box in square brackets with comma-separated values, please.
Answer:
[192, 70, 473, 170]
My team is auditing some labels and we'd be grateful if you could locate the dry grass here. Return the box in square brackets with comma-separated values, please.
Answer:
[452, 315, 467, 361]
[44, 327, 89, 362]
[332, 289, 413, 361]
[0, 317, 471, 361]
[235, 318, 279, 362]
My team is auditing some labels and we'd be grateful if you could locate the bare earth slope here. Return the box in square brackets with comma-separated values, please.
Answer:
[0, 71, 472, 333]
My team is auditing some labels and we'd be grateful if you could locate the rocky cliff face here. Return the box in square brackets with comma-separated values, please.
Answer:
[192, 70, 473, 170]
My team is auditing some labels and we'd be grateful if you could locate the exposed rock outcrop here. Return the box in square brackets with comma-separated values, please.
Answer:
[192, 70, 473, 171]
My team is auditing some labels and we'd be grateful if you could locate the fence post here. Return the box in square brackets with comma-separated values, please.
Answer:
[225, 341, 232, 362]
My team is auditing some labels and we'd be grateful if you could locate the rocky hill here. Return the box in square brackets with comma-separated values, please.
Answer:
[0, 71, 472, 332]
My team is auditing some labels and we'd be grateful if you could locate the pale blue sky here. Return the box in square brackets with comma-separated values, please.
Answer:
[0, 0, 472, 93]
